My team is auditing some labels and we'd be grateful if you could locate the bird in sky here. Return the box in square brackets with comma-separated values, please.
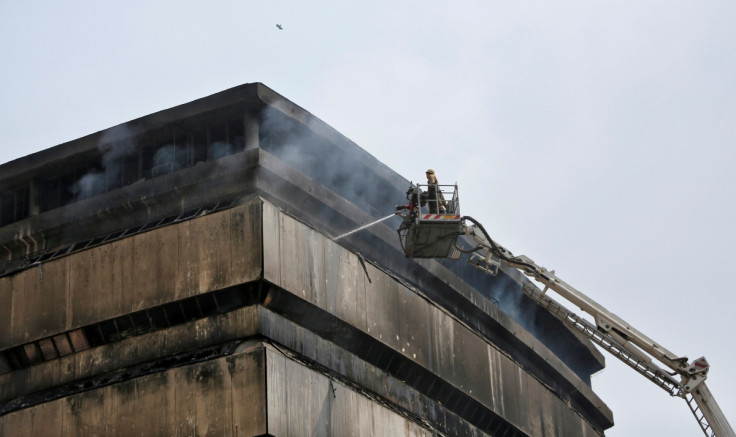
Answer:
[276, 24, 283, 30]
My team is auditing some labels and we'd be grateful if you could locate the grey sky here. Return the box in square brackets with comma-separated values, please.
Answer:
[1, 1, 735, 435]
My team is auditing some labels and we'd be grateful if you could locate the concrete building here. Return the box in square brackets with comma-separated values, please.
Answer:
[0, 83, 613, 436]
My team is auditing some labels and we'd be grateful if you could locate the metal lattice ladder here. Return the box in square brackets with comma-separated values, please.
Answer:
[518, 281, 682, 396]
[517, 280, 736, 437]
[686, 392, 716, 437]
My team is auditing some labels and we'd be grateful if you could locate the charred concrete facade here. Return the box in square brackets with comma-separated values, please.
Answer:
[0, 83, 613, 436]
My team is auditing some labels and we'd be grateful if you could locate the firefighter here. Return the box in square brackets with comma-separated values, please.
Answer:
[425, 169, 446, 214]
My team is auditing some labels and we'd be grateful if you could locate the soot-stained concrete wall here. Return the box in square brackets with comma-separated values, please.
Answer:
[0, 198, 262, 350]
[254, 100, 606, 386]
[0, 82, 614, 436]
[1, 198, 611, 435]
[261, 200, 610, 435]
[1, 340, 453, 437]
[1, 342, 268, 437]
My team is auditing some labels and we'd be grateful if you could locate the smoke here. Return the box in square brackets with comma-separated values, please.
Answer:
[259, 106, 404, 220]
[67, 118, 246, 203]
[72, 124, 139, 201]
[151, 144, 176, 177]
[257, 106, 597, 381]
[73, 171, 105, 200]
[209, 141, 231, 161]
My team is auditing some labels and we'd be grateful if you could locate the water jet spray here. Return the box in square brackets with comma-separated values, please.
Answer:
[334, 213, 397, 240]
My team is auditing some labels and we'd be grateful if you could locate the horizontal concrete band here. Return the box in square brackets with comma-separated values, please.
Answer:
[0, 302, 514, 437]
[1, 337, 486, 437]
[1, 279, 611, 434]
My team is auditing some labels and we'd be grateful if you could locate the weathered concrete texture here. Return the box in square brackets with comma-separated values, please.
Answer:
[1, 339, 445, 437]
[0, 306, 261, 407]
[267, 344, 435, 437]
[1, 342, 268, 437]
[258, 308, 492, 437]
[261, 200, 611, 435]
[1, 301, 484, 436]
[0, 198, 262, 349]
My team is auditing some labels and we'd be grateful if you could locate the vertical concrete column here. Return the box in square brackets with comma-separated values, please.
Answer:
[244, 110, 259, 151]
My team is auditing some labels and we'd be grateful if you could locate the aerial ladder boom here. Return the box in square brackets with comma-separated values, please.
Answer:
[396, 185, 734, 437]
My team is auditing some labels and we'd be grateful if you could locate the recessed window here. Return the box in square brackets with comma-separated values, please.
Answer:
[2, 116, 246, 221]
[0, 185, 29, 226]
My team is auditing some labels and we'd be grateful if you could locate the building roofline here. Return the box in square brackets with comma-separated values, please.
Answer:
[0, 83, 277, 186]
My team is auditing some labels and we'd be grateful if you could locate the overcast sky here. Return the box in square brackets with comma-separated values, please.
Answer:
[1, 1, 735, 435]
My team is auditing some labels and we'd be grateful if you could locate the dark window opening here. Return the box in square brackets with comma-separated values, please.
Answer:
[98, 319, 120, 343]
[229, 119, 245, 153]
[0, 185, 30, 227]
[196, 294, 218, 316]
[130, 311, 151, 332]
[105, 155, 124, 191]
[147, 306, 169, 330]
[114, 315, 133, 335]
[208, 123, 230, 160]
[214, 288, 243, 313]
[141, 143, 155, 179]
[82, 326, 104, 348]
[192, 129, 208, 164]
[163, 302, 186, 325]
[39, 173, 76, 213]
[208, 120, 244, 161]
[74, 165, 106, 202]
[6, 349, 23, 369]
[174, 133, 190, 170]
[121, 153, 140, 185]
[0, 194, 13, 225]
[103, 142, 140, 191]
[39, 178, 60, 212]
[180, 298, 202, 321]
[3, 116, 247, 222]
[152, 136, 176, 177]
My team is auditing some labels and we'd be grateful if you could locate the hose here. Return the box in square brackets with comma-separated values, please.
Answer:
[460, 215, 540, 273]
[453, 238, 484, 254]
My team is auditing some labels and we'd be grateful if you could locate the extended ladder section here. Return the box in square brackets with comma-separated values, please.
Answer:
[518, 281, 682, 396]
[504, 252, 732, 437]
[396, 185, 734, 437]
[519, 279, 723, 437]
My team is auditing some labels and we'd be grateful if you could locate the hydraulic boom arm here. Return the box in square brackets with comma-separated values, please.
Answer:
[395, 186, 733, 437]
[458, 215, 734, 437]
